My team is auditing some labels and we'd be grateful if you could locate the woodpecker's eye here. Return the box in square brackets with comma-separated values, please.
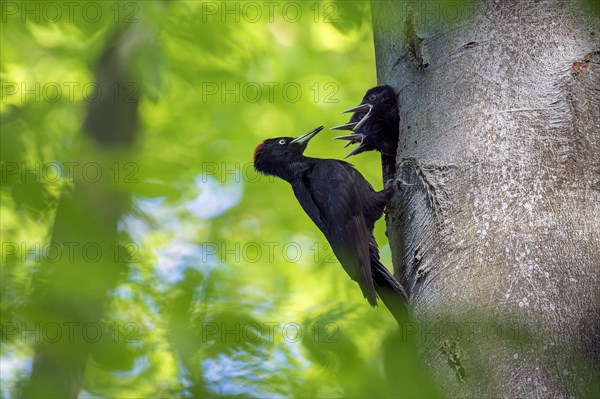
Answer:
[364, 125, 370, 131]
[278, 139, 286, 145]
[369, 94, 376, 101]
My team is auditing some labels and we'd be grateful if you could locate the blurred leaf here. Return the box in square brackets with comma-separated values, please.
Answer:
[0, 1, 418, 397]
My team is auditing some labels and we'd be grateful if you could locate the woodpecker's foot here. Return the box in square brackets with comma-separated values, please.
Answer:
[384, 178, 397, 191]
[385, 176, 414, 191]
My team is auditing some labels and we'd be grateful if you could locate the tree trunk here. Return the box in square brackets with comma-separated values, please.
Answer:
[372, 0, 600, 397]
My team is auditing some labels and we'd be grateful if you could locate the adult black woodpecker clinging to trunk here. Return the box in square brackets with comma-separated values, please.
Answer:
[253, 126, 407, 323]
[330, 85, 400, 183]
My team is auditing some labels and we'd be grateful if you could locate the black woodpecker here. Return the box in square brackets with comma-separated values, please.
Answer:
[330, 85, 400, 182]
[253, 126, 407, 322]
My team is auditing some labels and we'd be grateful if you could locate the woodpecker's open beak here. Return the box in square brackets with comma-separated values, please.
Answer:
[334, 133, 363, 143]
[342, 104, 373, 131]
[329, 121, 358, 131]
[333, 133, 366, 158]
[342, 104, 371, 114]
[290, 126, 324, 145]
[344, 142, 366, 158]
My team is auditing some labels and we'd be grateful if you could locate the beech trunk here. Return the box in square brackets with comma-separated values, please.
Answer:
[373, 0, 600, 396]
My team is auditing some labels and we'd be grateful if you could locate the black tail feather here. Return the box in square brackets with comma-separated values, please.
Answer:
[372, 256, 408, 325]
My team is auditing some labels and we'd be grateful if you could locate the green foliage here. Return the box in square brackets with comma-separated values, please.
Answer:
[1, 1, 433, 397]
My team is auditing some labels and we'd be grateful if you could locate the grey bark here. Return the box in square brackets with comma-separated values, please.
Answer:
[372, 0, 600, 397]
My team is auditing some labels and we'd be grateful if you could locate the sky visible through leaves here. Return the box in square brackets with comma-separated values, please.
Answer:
[0, 1, 436, 397]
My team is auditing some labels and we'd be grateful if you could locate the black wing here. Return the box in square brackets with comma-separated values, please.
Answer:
[293, 160, 376, 306]
[339, 161, 391, 230]
[291, 178, 327, 234]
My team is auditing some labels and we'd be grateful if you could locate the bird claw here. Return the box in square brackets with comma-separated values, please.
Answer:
[385, 176, 414, 191]
[384, 178, 397, 191]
